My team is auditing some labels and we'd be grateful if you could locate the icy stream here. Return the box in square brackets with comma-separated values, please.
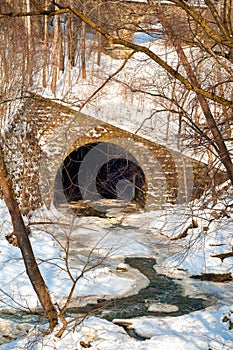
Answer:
[1, 202, 233, 347]
[65, 257, 208, 321]
[0, 257, 210, 345]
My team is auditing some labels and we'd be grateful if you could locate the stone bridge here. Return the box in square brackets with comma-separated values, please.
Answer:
[6, 95, 225, 215]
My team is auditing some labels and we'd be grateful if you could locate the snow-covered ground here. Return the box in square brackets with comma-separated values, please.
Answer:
[0, 185, 233, 349]
[2, 309, 233, 350]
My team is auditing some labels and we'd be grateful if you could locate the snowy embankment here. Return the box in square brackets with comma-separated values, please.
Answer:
[0, 184, 233, 349]
[0, 202, 141, 312]
[2, 309, 233, 350]
[42, 40, 184, 151]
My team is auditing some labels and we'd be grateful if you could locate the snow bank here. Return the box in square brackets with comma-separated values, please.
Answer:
[2, 306, 233, 350]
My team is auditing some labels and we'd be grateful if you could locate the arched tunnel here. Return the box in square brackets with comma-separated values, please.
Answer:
[54, 142, 147, 214]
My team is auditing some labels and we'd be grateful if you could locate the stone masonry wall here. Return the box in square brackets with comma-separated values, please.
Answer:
[5, 95, 226, 214]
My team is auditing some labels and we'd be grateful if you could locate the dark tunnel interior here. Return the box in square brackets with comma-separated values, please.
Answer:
[54, 142, 147, 211]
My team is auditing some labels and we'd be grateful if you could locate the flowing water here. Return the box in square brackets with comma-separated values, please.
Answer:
[0, 256, 209, 345]
[65, 257, 208, 321]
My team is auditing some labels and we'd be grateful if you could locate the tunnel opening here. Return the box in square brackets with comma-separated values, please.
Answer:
[96, 158, 145, 201]
[54, 142, 147, 214]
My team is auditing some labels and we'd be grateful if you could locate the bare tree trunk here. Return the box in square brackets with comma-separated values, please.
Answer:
[97, 0, 102, 66]
[81, 20, 86, 79]
[42, 0, 49, 88]
[0, 144, 58, 332]
[68, 16, 75, 67]
[59, 27, 65, 72]
[68, 0, 75, 67]
[25, 0, 33, 86]
[51, 8, 60, 95]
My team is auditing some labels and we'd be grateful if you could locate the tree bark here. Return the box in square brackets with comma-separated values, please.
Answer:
[97, 0, 102, 66]
[0, 143, 58, 332]
[42, 0, 49, 88]
[51, 7, 60, 95]
[25, 0, 33, 86]
[81, 20, 86, 79]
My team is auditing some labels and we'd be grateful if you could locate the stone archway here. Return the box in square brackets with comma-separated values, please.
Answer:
[54, 142, 147, 214]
